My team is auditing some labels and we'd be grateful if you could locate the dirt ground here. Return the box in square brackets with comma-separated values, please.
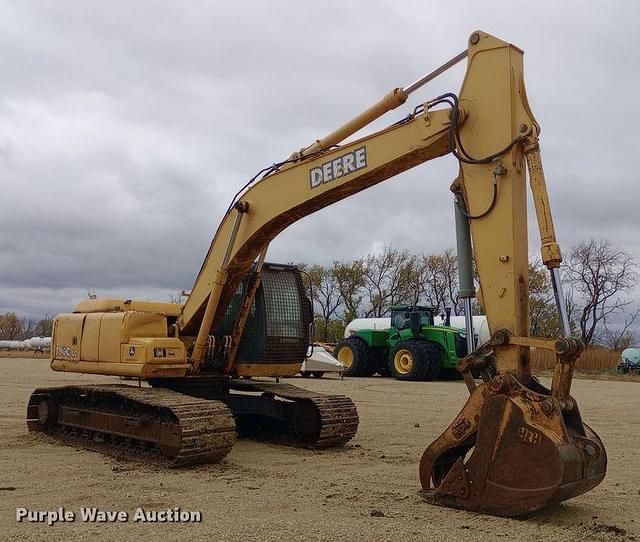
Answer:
[1, 358, 638, 542]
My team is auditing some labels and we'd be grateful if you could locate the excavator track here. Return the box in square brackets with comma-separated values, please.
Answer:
[27, 384, 236, 467]
[228, 380, 359, 447]
[152, 377, 359, 448]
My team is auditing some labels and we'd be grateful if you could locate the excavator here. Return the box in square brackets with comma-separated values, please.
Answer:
[27, 31, 606, 517]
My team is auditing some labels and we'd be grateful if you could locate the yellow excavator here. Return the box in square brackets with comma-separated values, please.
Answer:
[28, 31, 606, 517]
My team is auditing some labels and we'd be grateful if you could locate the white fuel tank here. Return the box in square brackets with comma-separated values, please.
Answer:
[344, 315, 490, 345]
[28, 337, 52, 350]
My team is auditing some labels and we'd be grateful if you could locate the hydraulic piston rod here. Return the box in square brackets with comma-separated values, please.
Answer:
[454, 194, 477, 392]
[296, 50, 468, 158]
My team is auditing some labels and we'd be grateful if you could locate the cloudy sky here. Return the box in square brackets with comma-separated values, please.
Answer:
[1, 1, 639, 333]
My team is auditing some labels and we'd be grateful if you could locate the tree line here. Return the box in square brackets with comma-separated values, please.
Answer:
[0, 313, 54, 340]
[2, 238, 637, 351]
[299, 238, 639, 350]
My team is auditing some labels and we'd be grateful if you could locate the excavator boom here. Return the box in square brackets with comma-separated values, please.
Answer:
[38, 30, 607, 516]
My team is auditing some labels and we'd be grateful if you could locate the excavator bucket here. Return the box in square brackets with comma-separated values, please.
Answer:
[419, 374, 606, 517]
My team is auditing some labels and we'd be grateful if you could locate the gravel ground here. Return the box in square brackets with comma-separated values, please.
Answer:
[1, 357, 638, 541]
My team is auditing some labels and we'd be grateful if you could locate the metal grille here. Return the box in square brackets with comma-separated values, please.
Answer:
[261, 265, 310, 362]
[219, 264, 311, 364]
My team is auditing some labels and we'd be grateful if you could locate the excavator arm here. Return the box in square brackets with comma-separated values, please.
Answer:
[175, 31, 607, 516]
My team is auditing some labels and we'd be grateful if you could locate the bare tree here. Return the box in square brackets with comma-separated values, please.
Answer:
[299, 263, 341, 341]
[528, 260, 563, 337]
[422, 254, 462, 315]
[421, 254, 448, 311]
[361, 247, 413, 317]
[0, 313, 24, 340]
[35, 314, 54, 337]
[400, 254, 424, 307]
[441, 249, 461, 315]
[293, 240, 639, 348]
[564, 239, 638, 346]
[602, 308, 639, 351]
[332, 259, 365, 322]
[22, 318, 36, 339]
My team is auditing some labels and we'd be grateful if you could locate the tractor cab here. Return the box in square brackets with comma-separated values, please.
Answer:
[390, 304, 436, 334]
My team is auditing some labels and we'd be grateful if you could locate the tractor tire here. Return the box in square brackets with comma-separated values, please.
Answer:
[334, 337, 376, 377]
[388, 340, 443, 381]
[369, 348, 390, 376]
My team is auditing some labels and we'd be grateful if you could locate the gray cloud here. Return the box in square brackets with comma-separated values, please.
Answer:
[1, 1, 639, 340]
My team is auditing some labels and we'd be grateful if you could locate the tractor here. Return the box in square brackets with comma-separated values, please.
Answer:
[334, 304, 489, 381]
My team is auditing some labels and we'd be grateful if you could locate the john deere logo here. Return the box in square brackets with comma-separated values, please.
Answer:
[309, 146, 367, 189]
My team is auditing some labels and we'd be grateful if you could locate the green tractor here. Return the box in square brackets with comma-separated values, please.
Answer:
[334, 304, 475, 381]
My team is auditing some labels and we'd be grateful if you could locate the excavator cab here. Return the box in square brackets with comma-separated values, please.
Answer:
[216, 263, 312, 371]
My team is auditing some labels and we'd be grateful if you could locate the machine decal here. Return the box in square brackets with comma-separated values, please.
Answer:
[55, 345, 78, 359]
[129, 346, 136, 357]
[451, 417, 472, 439]
[309, 146, 367, 188]
[518, 426, 541, 446]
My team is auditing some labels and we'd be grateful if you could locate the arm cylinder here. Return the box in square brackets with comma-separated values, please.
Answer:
[454, 197, 476, 299]
[454, 197, 477, 373]
[524, 138, 572, 337]
[524, 138, 562, 269]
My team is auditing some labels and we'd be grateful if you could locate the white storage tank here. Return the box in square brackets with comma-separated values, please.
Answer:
[620, 348, 640, 370]
[345, 318, 392, 334]
[0, 340, 28, 350]
[28, 337, 52, 350]
[345, 314, 490, 345]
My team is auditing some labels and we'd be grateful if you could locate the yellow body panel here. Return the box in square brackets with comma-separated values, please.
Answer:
[51, 310, 188, 377]
[98, 313, 124, 363]
[50, 359, 190, 378]
[121, 311, 168, 342]
[80, 313, 102, 361]
[74, 298, 182, 317]
[52, 314, 83, 361]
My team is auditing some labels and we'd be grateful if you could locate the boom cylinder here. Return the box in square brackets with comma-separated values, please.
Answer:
[191, 202, 248, 369]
